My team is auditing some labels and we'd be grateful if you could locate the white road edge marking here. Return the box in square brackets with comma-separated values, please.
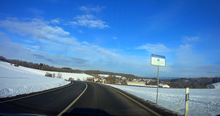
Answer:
[110, 87, 161, 116]
[57, 83, 88, 116]
[0, 82, 73, 104]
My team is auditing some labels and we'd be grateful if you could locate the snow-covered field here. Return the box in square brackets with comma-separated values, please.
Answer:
[0, 61, 93, 98]
[107, 83, 220, 116]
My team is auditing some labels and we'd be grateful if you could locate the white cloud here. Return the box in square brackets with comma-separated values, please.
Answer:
[26, 8, 44, 14]
[78, 30, 83, 33]
[51, 19, 60, 24]
[70, 15, 109, 29]
[71, 20, 109, 29]
[171, 43, 204, 76]
[113, 37, 117, 39]
[183, 36, 200, 43]
[23, 40, 33, 43]
[136, 43, 172, 53]
[0, 18, 69, 41]
[79, 6, 104, 13]
[92, 45, 121, 58]
[79, 6, 88, 11]
[75, 15, 95, 20]
[179, 43, 192, 50]
[82, 41, 89, 45]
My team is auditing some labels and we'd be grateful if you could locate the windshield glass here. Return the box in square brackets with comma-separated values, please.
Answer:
[0, 0, 220, 116]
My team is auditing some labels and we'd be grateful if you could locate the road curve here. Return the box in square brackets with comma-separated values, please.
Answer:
[0, 81, 160, 116]
[66, 82, 159, 116]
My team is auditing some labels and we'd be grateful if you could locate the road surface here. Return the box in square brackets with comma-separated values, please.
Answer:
[0, 81, 160, 116]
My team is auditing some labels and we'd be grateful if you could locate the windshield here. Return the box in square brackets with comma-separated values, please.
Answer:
[0, 0, 220, 116]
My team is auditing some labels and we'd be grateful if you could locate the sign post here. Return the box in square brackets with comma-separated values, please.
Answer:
[156, 66, 159, 105]
[151, 54, 166, 105]
[185, 87, 189, 116]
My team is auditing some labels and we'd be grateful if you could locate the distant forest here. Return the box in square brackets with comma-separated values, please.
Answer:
[0, 56, 139, 79]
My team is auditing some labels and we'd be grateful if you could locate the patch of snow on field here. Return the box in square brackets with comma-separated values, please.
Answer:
[213, 82, 220, 89]
[107, 83, 220, 116]
[127, 83, 157, 87]
[127, 83, 147, 86]
[99, 74, 121, 78]
[0, 61, 71, 98]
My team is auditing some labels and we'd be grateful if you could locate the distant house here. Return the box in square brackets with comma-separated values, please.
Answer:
[14, 64, 19, 67]
[159, 84, 170, 88]
[132, 79, 137, 82]
[94, 77, 99, 82]
[121, 77, 127, 80]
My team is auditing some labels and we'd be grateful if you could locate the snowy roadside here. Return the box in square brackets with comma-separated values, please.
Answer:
[107, 83, 220, 116]
[0, 62, 72, 98]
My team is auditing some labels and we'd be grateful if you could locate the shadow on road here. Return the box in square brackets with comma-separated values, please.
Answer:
[63, 108, 114, 116]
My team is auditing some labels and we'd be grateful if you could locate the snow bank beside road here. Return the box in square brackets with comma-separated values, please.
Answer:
[107, 83, 220, 116]
[0, 61, 70, 98]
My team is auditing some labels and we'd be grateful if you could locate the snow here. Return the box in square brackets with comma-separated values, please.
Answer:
[1, 62, 94, 81]
[99, 74, 121, 78]
[0, 61, 93, 98]
[212, 82, 220, 89]
[127, 83, 157, 87]
[107, 83, 220, 116]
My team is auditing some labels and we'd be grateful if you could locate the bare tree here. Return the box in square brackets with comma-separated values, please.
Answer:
[108, 75, 116, 84]
[45, 72, 52, 77]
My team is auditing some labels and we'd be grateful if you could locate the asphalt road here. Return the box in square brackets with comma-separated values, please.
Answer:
[0, 81, 159, 116]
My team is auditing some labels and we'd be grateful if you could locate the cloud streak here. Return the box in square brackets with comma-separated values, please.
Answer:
[51, 19, 60, 24]
[0, 18, 69, 41]
[183, 36, 200, 43]
[79, 6, 105, 13]
[136, 43, 172, 53]
[26, 8, 44, 14]
[70, 15, 109, 29]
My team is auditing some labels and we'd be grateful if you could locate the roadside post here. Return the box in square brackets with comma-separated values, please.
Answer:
[185, 87, 189, 116]
[151, 54, 166, 105]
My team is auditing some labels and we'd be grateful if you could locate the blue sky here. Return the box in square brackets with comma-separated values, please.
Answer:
[0, 0, 220, 78]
